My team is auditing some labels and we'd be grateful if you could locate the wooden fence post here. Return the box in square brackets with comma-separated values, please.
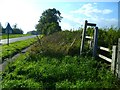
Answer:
[117, 38, 120, 79]
[93, 27, 98, 58]
[111, 45, 117, 74]
[80, 20, 87, 55]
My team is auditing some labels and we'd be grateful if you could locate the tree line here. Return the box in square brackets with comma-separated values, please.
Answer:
[0, 23, 23, 34]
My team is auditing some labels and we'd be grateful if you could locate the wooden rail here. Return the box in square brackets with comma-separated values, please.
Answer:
[85, 36, 93, 39]
[98, 46, 111, 52]
[98, 44, 119, 78]
[98, 54, 112, 63]
[80, 20, 120, 79]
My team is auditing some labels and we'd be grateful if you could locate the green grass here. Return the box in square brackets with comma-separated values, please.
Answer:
[1, 30, 120, 89]
[1, 53, 119, 89]
[0, 37, 37, 60]
[1, 34, 31, 39]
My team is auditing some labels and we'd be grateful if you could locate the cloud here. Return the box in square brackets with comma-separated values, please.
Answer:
[61, 11, 117, 30]
[62, 13, 81, 24]
[60, 22, 73, 30]
[71, 3, 112, 17]
[102, 9, 112, 14]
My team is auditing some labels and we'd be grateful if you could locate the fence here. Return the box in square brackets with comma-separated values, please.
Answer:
[80, 20, 120, 79]
[97, 38, 120, 79]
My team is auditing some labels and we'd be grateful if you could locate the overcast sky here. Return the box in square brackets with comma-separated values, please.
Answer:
[0, 0, 119, 33]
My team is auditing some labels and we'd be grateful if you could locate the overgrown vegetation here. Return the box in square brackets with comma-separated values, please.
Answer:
[2, 53, 119, 89]
[87, 27, 120, 49]
[1, 29, 120, 89]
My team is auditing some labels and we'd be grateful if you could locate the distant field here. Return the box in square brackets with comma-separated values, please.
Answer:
[1, 34, 31, 39]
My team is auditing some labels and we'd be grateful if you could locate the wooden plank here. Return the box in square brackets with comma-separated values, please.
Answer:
[70, 38, 76, 47]
[85, 36, 93, 39]
[98, 46, 110, 52]
[98, 54, 112, 63]
[87, 23, 96, 26]
[80, 20, 87, 55]
[88, 40, 93, 49]
[93, 27, 98, 58]
[111, 46, 117, 74]
[117, 38, 120, 78]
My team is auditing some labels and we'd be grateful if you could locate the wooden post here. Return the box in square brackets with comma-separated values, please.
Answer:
[90, 40, 93, 49]
[80, 20, 87, 55]
[7, 28, 9, 45]
[93, 27, 98, 58]
[88, 40, 93, 49]
[111, 45, 117, 74]
[117, 38, 120, 79]
[0, 23, 1, 63]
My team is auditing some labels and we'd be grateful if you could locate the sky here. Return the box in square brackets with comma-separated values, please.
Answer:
[0, 0, 119, 34]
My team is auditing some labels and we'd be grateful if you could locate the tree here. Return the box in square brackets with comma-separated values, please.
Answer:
[36, 8, 63, 35]
[13, 24, 23, 34]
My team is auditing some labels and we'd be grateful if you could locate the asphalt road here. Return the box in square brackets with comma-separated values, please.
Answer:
[0, 35, 36, 45]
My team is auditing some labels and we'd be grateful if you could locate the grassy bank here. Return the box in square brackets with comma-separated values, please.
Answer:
[1, 53, 119, 89]
[1, 34, 31, 39]
[1, 30, 120, 89]
[1, 37, 37, 61]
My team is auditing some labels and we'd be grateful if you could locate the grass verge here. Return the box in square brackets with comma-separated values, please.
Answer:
[1, 37, 37, 61]
[1, 53, 120, 89]
[2, 34, 31, 39]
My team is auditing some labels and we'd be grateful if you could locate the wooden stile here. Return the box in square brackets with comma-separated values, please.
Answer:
[80, 20, 97, 56]
[93, 27, 98, 58]
[98, 54, 112, 63]
[111, 46, 117, 74]
[80, 20, 120, 79]
[99, 46, 111, 52]
[117, 38, 120, 78]
[80, 20, 87, 55]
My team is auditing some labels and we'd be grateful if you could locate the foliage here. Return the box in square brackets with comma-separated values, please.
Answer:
[29, 31, 81, 57]
[12, 28, 23, 34]
[1, 53, 119, 89]
[12, 24, 23, 34]
[1, 29, 120, 89]
[1, 23, 24, 34]
[86, 27, 120, 49]
[35, 8, 62, 35]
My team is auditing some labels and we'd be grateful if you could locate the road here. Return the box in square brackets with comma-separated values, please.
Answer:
[0, 35, 36, 45]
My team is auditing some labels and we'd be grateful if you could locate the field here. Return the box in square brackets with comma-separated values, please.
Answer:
[1, 28, 120, 89]
[1, 34, 31, 39]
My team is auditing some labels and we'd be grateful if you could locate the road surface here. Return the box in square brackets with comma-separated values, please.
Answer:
[0, 35, 36, 45]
